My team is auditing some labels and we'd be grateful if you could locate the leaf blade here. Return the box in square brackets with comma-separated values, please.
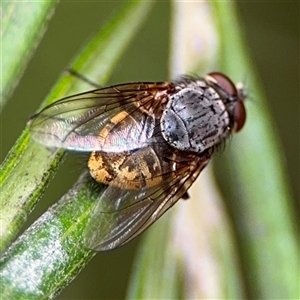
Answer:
[1, 1, 59, 110]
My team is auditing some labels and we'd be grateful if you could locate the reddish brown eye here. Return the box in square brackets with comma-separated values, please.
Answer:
[233, 100, 246, 132]
[208, 72, 246, 132]
[208, 72, 238, 96]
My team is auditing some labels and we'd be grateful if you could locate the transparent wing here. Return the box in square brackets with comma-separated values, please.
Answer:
[29, 82, 172, 152]
[84, 146, 211, 251]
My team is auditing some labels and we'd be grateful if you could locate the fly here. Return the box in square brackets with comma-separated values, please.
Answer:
[29, 72, 246, 251]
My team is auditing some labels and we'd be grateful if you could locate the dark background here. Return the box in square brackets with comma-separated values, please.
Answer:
[1, 2, 298, 299]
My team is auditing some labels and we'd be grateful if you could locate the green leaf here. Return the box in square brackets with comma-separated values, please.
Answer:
[1, 1, 59, 110]
[212, 2, 299, 298]
[127, 1, 298, 299]
[0, 1, 154, 298]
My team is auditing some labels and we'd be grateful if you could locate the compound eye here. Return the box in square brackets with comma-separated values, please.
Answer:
[208, 72, 246, 132]
[208, 72, 238, 97]
[233, 100, 246, 132]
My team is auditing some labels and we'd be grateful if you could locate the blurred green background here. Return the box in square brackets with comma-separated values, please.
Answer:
[1, 1, 298, 299]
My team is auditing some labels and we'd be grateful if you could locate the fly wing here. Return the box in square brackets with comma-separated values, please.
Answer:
[84, 146, 211, 251]
[29, 82, 171, 152]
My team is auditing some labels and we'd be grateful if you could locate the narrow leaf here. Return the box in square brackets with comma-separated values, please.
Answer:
[212, 2, 299, 298]
[1, 1, 59, 110]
